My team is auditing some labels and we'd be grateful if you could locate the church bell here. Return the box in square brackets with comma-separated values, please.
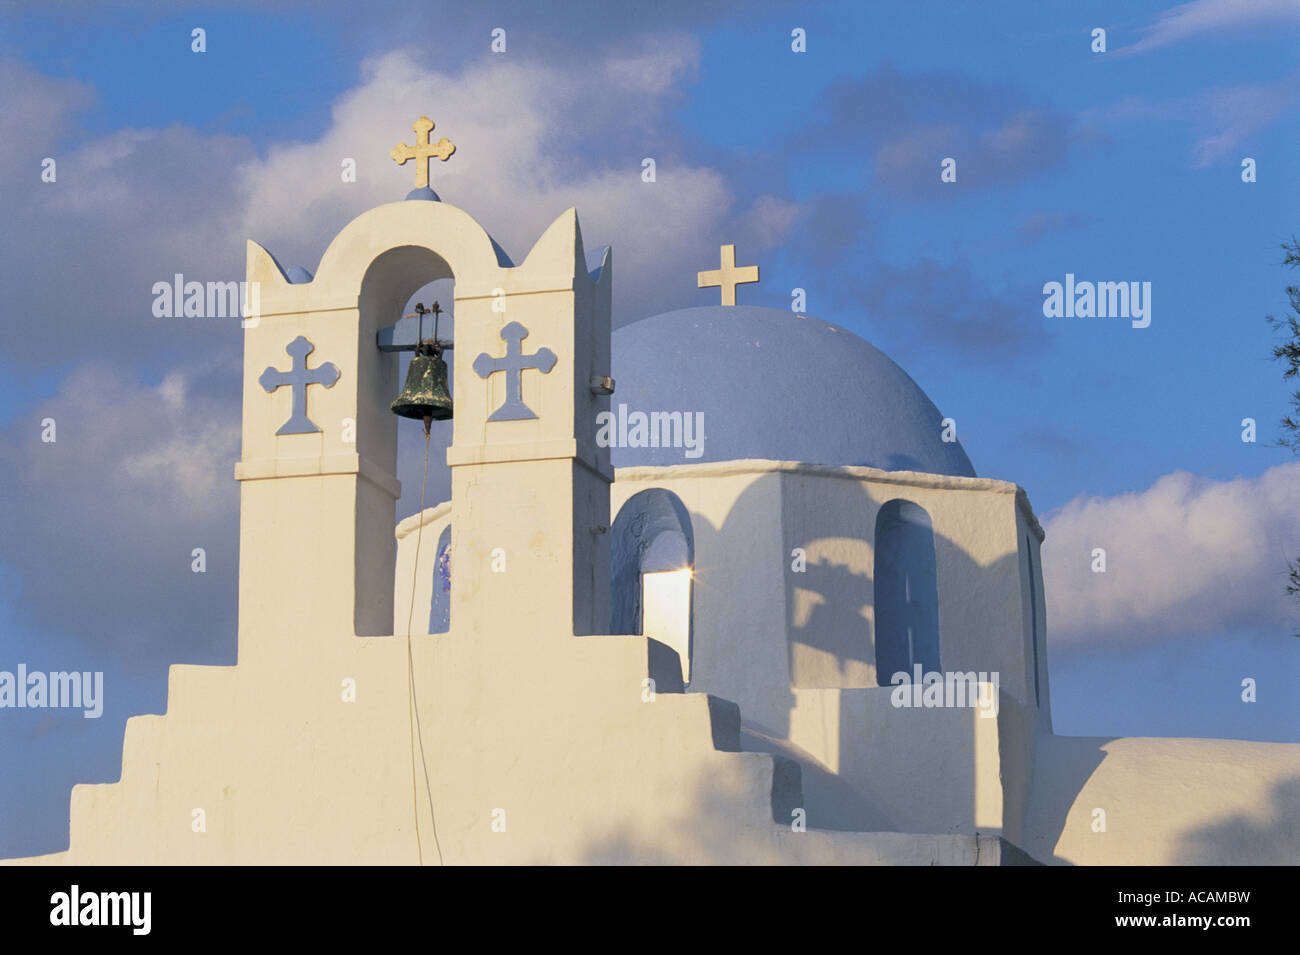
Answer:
[391, 342, 453, 432]
[391, 301, 453, 433]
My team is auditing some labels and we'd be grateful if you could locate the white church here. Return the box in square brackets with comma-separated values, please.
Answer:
[8, 118, 1297, 865]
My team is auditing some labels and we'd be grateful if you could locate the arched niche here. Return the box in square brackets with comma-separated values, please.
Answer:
[356, 245, 456, 477]
[611, 489, 694, 682]
[429, 524, 452, 635]
[873, 499, 940, 685]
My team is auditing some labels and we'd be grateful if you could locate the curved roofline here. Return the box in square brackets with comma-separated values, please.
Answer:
[611, 304, 978, 479]
[620, 304, 846, 335]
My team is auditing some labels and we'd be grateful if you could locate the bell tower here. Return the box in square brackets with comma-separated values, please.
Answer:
[234, 118, 613, 662]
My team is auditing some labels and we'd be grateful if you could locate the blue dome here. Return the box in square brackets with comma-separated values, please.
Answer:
[609, 306, 975, 476]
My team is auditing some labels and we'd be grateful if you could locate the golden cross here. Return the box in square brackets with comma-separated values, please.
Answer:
[391, 116, 456, 189]
[698, 244, 759, 306]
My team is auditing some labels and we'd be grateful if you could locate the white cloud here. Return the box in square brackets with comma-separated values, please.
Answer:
[1042, 463, 1300, 647]
[1, 40, 798, 372]
[1120, 0, 1300, 56]
[1077, 73, 1300, 169]
[232, 44, 788, 325]
[0, 59, 95, 169]
[0, 60, 255, 369]
[603, 36, 701, 95]
[1189, 75, 1300, 166]
[0, 358, 242, 653]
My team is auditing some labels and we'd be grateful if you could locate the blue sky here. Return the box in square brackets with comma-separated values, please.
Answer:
[1, 0, 1298, 856]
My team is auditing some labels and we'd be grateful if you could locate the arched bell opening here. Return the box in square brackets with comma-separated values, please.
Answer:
[360, 245, 454, 493]
[359, 245, 457, 637]
[391, 279, 456, 519]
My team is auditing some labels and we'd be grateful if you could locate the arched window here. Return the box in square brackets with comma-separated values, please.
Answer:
[428, 525, 452, 635]
[873, 500, 940, 685]
[610, 489, 694, 684]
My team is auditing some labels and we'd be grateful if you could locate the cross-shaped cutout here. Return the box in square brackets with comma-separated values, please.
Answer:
[390, 116, 456, 190]
[472, 321, 557, 421]
[698, 243, 759, 306]
[259, 336, 341, 435]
